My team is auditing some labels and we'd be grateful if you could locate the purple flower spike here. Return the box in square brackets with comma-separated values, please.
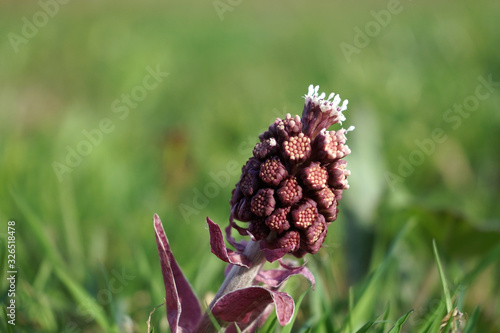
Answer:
[229, 84, 352, 261]
[153, 214, 201, 333]
[153, 85, 354, 333]
[211, 286, 295, 326]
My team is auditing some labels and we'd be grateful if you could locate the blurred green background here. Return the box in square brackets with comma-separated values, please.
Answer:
[1, 0, 499, 332]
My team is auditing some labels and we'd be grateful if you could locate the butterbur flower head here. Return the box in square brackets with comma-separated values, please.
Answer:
[154, 85, 349, 333]
[230, 84, 353, 260]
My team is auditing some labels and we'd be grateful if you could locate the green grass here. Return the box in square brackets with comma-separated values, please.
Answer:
[1, 0, 500, 332]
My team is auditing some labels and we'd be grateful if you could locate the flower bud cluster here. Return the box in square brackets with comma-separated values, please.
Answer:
[230, 85, 352, 258]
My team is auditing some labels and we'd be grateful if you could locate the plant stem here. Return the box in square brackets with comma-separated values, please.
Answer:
[194, 240, 266, 333]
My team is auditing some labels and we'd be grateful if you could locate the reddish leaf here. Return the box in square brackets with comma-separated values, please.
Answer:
[226, 303, 274, 333]
[272, 291, 295, 325]
[207, 217, 251, 268]
[261, 246, 291, 263]
[154, 214, 201, 333]
[211, 286, 295, 326]
[255, 261, 315, 290]
[226, 215, 248, 252]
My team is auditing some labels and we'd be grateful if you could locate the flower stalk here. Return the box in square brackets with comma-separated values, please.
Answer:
[195, 240, 266, 333]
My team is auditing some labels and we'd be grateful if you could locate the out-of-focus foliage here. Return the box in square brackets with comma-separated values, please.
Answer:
[1, 0, 499, 332]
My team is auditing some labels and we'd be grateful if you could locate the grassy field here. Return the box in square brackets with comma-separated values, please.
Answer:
[1, 0, 500, 332]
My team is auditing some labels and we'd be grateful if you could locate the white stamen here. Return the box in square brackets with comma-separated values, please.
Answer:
[303, 85, 349, 122]
[307, 84, 315, 96]
[332, 94, 341, 106]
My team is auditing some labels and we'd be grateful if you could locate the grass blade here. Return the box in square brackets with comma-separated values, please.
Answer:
[375, 303, 390, 333]
[459, 243, 500, 286]
[55, 267, 115, 332]
[463, 307, 480, 333]
[388, 309, 413, 333]
[260, 313, 277, 333]
[429, 301, 448, 333]
[58, 178, 84, 279]
[10, 189, 64, 266]
[355, 315, 380, 333]
[11, 190, 113, 331]
[433, 240, 452, 313]
[341, 219, 415, 332]
[2, 305, 14, 333]
[282, 287, 311, 333]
